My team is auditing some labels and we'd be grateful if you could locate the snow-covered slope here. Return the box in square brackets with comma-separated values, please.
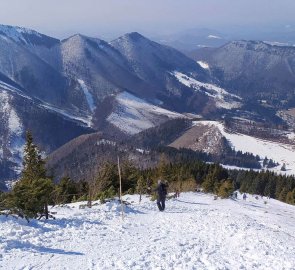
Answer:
[197, 61, 210, 69]
[0, 24, 60, 52]
[0, 24, 44, 45]
[0, 90, 24, 173]
[107, 92, 184, 134]
[0, 192, 294, 269]
[196, 121, 295, 175]
[173, 71, 242, 109]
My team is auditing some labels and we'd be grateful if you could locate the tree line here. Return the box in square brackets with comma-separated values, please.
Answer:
[0, 132, 294, 221]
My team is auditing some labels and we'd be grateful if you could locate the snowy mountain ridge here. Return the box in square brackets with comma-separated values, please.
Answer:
[0, 24, 42, 44]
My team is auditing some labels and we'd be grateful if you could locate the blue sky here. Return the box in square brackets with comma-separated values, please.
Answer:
[0, 0, 294, 38]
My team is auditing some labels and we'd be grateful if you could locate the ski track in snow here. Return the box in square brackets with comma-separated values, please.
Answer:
[0, 192, 294, 270]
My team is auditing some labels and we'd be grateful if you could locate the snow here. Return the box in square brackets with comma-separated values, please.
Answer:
[197, 121, 295, 175]
[263, 41, 294, 47]
[207, 35, 222, 39]
[286, 132, 295, 141]
[0, 24, 41, 45]
[197, 61, 210, 70]
[0, 81, 32, 101]
[172, 71, 242, 109]
[107, 91, 184, 134]
[96, 139, 116, 146]
[0, 78, 92, 128]
[39, 102, 92, 127]
[0, 90, 24, 173]
[77, 79, 96, 113]
[0, 192, 294, 270]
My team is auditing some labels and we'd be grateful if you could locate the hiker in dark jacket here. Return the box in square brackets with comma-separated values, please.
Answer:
[155, 179, 167, 211]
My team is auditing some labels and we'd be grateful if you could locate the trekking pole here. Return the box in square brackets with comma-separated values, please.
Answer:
[117, 156, 124, 220]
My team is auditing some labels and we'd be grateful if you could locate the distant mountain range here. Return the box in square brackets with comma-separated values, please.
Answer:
[154, 26, 295, 52]
[0, 24, 295, 188]
[188, 40, 295, 108]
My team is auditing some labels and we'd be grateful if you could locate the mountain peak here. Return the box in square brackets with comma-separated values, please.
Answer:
[119, 32, 149, 43]
[0, 24, 40, 36]
[0, 24, 59, 48]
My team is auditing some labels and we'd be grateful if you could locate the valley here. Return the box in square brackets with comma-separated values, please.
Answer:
[0, 24, 294, 189]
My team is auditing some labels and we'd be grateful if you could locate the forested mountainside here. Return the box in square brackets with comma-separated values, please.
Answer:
[1, 24, 295, 188]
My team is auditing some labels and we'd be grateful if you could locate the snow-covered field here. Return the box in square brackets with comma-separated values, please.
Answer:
[1, 192, 294, 270]
[196, 121, 295, 176]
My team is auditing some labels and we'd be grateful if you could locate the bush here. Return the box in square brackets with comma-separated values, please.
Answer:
[96, 186, 116, 203]
[218, 180, 234, 199]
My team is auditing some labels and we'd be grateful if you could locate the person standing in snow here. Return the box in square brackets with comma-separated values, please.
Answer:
[155, 179, 167, 211]
[243, 193, 247, 200]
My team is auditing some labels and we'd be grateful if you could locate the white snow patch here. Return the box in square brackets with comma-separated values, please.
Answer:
[198, 121, 295, 175]
[0, 192, 294, 269]
[0, 79, 92, 128]
[136, 148, 146, 154]
[0, 90, 24, 173]
[39, 102, 92, 127]
[263, 41, 293, 47]
[0, 81, 32, 101]
[173, 71, 242, 109]
[207, 35, 222, 39]
[0, 24, 42, 45]
[197, 61, 210, 69]
[77, 79, 96, 113]
[107, 91, 184, 134]
[286, 132, 295, 141]
[96, 139, 116, 146]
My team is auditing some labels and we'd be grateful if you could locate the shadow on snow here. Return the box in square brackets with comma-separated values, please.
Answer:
[5, 240, 84, 255]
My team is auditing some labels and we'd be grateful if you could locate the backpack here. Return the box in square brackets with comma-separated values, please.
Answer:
[161, 183, 167, 196]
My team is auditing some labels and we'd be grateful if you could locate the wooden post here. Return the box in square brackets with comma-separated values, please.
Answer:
[117, 156, 124, 220]
[45, 201, 49, 220]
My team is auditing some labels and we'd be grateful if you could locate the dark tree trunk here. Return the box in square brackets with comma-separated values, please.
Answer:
[45, 201, 49, 219]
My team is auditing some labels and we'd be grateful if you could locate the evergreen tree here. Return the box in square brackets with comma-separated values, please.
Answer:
[278, 188, 288, 202]
[218, 180, 234, 198]
[286, 189, 295, 205]
[54, 177, 78, 204]
[202, 172, 215, 193]
[10, 131, 54, 220]
[157, 153, 170, 180]
[136, 176, 146, 202]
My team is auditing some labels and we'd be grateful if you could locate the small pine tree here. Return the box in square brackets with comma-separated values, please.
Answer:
[136, 176, 146, 202]
[278, 188, 288, 202]
[202, 173, 215, 193]
[10, 131, 54, 220]
[263, 157, 268, 167]
[54, 177, 78, 204]
[218, 180, 234, 198]
[285, 189, 295, 205]
[157, 154, 170, 180]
